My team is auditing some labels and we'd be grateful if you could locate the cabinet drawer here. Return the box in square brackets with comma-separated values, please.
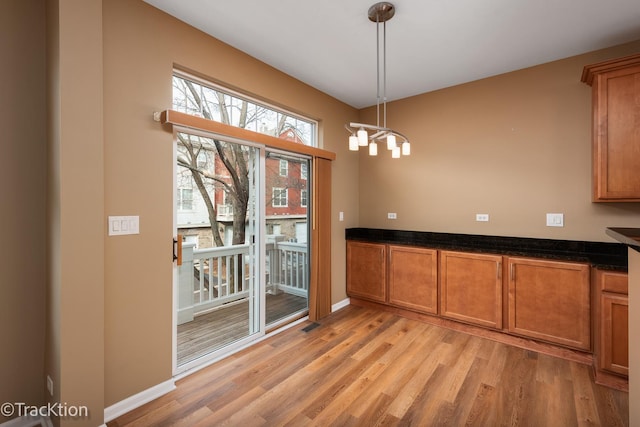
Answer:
[598, 270, 628, 294]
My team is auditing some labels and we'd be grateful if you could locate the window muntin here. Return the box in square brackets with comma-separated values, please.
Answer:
[272, 188, 288, 207]
[177, 188, 194, 211]
[173, 72, 317, 147]
[279, 159, 288, 177]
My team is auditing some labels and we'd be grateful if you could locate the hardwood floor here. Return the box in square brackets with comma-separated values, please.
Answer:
[110, 305, 628, 426]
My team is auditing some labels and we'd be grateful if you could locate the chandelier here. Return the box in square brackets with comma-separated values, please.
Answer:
[346, 2, 410, 158]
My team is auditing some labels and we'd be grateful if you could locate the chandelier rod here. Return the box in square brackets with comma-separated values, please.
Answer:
[346, 2, 410, 157]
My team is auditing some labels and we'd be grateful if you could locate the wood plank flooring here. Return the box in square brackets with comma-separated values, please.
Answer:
[178, 293, 308, 365]
[110, 305, 628, 426]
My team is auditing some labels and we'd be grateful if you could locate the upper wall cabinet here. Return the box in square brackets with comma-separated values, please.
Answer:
[582, 53, 640, 202]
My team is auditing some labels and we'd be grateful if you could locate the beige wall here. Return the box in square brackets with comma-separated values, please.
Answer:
[0, 0, 47, 422]
[357, 41, 640, 241]
[6, 0, 639, 422]
[47, 0, 105, 426]
[102, 0, 358, 406]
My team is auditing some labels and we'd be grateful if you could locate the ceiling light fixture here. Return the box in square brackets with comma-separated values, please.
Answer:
[346, 2, 410, 158]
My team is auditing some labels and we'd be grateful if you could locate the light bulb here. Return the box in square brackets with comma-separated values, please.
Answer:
[357, 129, 368, 146]
[369, 141, 378, 156]
[349, 135, 359, 151]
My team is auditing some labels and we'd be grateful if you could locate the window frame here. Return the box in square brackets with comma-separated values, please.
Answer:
[173, 69, 318, 148]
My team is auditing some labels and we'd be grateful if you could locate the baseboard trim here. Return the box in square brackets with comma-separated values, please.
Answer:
[332, 298, 350, 312]
[103, 379, 176, 423]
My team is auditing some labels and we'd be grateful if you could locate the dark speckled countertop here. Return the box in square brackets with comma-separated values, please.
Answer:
[346, 228, 628, 271]
[606, 227, 640, 253]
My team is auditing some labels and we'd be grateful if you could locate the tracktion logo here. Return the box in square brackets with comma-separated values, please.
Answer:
[1, 402, 89, 419]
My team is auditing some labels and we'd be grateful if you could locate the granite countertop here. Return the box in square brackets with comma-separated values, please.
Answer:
[346, 228, 628, 271]
[606, 227, 640, 252]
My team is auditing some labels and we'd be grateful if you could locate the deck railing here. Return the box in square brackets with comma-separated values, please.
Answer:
[266, 241, 308, 297]
[178, 240, 309, 325]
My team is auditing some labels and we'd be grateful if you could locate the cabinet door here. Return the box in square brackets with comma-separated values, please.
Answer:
[440, 251, 503, 329]
[600, 293, 629, 376]
[589, 58, 640, 201]
[346, 241, 386, 302]
[388, 246, 437, 314]
[507, 258, 590, 350]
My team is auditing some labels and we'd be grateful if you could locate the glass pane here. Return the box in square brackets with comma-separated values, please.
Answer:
[173, 73, 317, 147]
[176, 131, 260, 367]
[265, 151, 310, 327]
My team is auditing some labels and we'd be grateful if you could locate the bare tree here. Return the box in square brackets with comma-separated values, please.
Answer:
[174, 76, 307, 247]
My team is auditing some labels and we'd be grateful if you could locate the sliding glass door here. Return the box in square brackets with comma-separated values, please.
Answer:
[173, 133, 311, 373]
[264, 151, 310, 328]
[174, 130, 260, 370]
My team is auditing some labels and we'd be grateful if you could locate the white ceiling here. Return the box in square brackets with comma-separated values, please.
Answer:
[143, 0, 640, 109]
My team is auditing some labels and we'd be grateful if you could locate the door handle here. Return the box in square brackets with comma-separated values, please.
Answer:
[173, 236, 183, 265]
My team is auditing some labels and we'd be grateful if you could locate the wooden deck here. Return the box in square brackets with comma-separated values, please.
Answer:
[177, 292, 307, 366]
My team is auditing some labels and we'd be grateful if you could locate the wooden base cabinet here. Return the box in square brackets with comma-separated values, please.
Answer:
[388, 245, 438, 314]
[346, 241, 386, 303]
[439, 251, 503, 329]
[507, 257, 591, 351]
[594, 269, 628, 380]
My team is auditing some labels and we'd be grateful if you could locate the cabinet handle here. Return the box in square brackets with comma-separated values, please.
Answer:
[510, 263, 515, 281]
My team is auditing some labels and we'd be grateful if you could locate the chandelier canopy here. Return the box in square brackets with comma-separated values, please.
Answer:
[346, 2, 410, 158]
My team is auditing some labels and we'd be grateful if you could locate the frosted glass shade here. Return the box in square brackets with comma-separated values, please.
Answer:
[386, 134, 397, 150]
[369, 141, 378, 156]
[349, 135, 359, 151]
[402, 141, 411, 155]
[392, 146, 400, 158]
[357, 129, 368, 146]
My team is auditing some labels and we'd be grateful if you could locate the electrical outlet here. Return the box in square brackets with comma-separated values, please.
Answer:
[387, 212, 397, 220]
[47, 375, 53, 396]
[476, 213, 489, 222]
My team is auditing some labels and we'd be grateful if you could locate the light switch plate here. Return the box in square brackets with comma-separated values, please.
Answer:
[109, 216, 140, 236]
[546, 213, 564, 227]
